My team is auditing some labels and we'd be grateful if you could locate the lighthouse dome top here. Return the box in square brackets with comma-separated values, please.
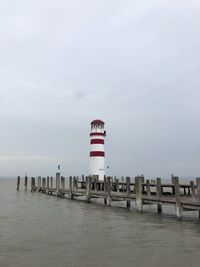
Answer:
[91, 119, 104, 125]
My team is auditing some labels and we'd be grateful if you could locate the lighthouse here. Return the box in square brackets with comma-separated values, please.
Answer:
[89, 119, 106, 181]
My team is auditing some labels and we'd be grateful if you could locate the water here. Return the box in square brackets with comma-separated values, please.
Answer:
[0, 178, 200, 267]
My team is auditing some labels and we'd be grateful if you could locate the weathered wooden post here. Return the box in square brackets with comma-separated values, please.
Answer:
[56, 172, 60, 196]
[196, 178, 200, 202]
[42, 178, 46, 189]
[24, 175, 28, 191]
[17, 176, 20, 191]
[126, 177, 131, 208]
[94, 177, 97, 191]
[135, 176, 143, 212]
[188, 186, 191, 196]
[31, 177, 35, 192]
[141, 175, 145, 193]
[196, 178, 200, 218]
[171, 175, 175, 194]
[50, 177, 53, 188]
[97, 180, 100, 191]
[82, 175, 85, 182]
[104, 176, 107, 204]
[121, 176, 124, 192]
[75, 176, 78, 190]
[81, 175, 85, 189]
[92, 175, 98, 190]
[156, 177, 162, 213]
[77, 177, 79, 189]
[107, 176, 112, 206]
[38, 176, 41, 192]
[190, 181, 196, 201]
[101, 180, 104, 191]
[31, 177, 33, 192]
[60, 176, 63, 189]
[146, 179, 151, 197]
[61, 176, 65, 189]
[116, 179, 119, 193]
[183, 187, 186, 195]
[86, 176, 91, 203]
[110, 177, 113, 192]
[60, 176, 65, 197]
[172, 176, 182, 220]
[69, 176, 73, 199]
[47, 176, 50, 194]
[72, 177, 76, 191]
[33, 177, 36, 189]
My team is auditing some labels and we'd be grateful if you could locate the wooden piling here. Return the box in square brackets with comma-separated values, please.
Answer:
[104, 176, 107, 205]
[93, 177, 97, 191]
[183, 187, 186, 195]
[107, 176, 112, 206]
[50, 177, 53, 188]
[172, 176, 182, 220]
[24, 176, 28, 191]
[126, 177, 131, 208]
[31, 177, 35, 192]
[72, 177, 75, 191]
[69, 176, 73, 199]
[73, 176, 78, 191]
[135, 176, 143, 212]
[42, 178, 46, 188]
[190, 181, 196, 200]
[97, 181, 101, 191]
[110, 178, 113, 192]
[141, 175, 145, 193]
[38, 176, 41, 191]
[60, 176, 65, 197]
[61, 176, 65, 189]
[116, 179, 119, 193]
[121, 176, 124, 192]
[17, 176, 20, 191]
[47, 176, 49, 193]
[196, 178, 200, 219]
[82, 175, 85, 182]
[156, 178, 162, 213]
[146, 179, 151, 197]
[60, 176, 63, 189]
[56, 172, 60, 196]
[196, 178, 200, 202]
[86, 176, 91, 203]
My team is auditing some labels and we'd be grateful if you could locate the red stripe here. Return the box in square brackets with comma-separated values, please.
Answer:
[90, 132, 105, 137]
[91, 139, 104, 144]
[90, 151, 105, 157]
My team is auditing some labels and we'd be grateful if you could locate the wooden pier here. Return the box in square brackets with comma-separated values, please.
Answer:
[17, 174, 200, 220]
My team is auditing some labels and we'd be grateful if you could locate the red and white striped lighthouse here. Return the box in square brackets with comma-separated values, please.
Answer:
[89, 119, 106, 181]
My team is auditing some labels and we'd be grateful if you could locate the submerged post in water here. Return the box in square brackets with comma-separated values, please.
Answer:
[24, 175, 28, 191]
[135, 176, 143, 212]
[172, 176, 182, 220]
[156, 177, 162, 213]
[17, 176, 20, 191]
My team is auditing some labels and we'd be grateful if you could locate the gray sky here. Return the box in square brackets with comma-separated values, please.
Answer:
[0, 0, 200, 178]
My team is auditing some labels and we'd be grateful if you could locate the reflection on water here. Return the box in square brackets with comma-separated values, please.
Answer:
[0, 178, 200, 267]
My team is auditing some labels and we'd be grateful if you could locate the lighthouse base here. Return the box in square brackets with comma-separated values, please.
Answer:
[89, 157, 105, 181]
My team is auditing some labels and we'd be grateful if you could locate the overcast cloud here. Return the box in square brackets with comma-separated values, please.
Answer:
[0, 0, 200, 178]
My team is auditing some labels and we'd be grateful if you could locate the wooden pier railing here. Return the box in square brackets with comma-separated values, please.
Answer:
[17, 174, 200, 220]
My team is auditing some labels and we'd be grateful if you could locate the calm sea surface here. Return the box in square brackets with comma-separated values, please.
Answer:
[0, 178, 200, 267]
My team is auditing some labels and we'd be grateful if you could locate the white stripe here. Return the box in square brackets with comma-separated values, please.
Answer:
[90, 144, 104, 151]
